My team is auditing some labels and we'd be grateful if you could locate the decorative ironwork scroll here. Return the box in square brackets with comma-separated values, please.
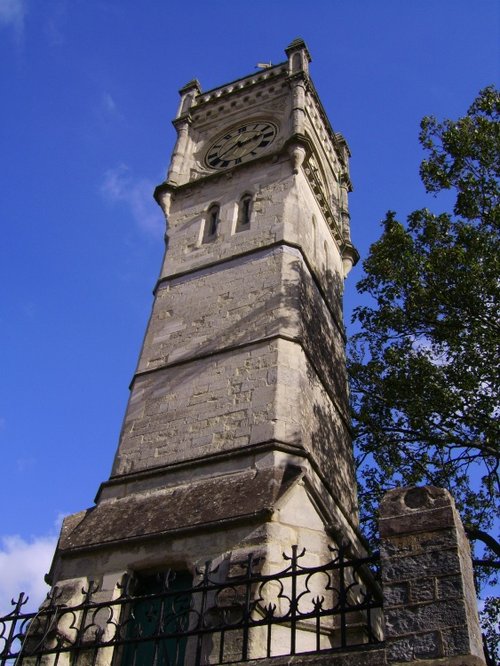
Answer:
[0, 546, 383, 665]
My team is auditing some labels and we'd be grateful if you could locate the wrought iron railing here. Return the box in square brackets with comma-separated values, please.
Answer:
[0, 545, 383, 665]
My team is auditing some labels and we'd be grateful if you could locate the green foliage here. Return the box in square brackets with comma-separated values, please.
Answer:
[349, 87, 500, 580]
[480, 596, 499, 663]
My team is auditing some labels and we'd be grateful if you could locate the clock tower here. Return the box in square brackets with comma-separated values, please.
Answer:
[47, 38, 362, 637]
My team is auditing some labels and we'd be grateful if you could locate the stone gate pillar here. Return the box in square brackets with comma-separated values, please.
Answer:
[379, 486, 486, 665]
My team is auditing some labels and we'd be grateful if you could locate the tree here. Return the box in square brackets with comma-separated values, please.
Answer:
[349, 86, 500, 579]
[480, 596, 500, 664]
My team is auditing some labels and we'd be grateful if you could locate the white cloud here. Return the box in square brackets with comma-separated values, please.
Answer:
[101, 92, 117, 115]
[0, 534, 57, 614]
[44, 0, 66, 46]
[101, 164, 163, 236]
[0, 0, 27, 39]
[21, 300, 36, 319]
[45, 15, 63, 46]
[16, 456, 36, 472]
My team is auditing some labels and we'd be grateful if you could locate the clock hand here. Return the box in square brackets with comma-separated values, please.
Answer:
[217, 131, 263, 161]
[238, 132, 260, 146]
[227, 133, 261, 158]
[218, 138, 241, 158]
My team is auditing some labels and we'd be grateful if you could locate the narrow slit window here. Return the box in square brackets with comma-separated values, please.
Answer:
[204, 204, 220, 242]
[209, 206, 219, 235]
[324, 240, 329, 272]
[236, 194, 252, 231]
[311, 215, 317, 259]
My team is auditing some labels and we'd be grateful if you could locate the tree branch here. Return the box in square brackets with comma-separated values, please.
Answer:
[465, 527, 500, 559]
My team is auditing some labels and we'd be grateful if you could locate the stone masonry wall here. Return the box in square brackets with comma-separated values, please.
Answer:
[137, 244, 346, 418]
[112, 340, 280, 476]
[162, 158, 343, 297]
[274, 337, 357, 522]
[136, 247, 296, 374]
[161, 158, 292, 279]
[113, 334, 356, 525]
[112, 240, 356, 521]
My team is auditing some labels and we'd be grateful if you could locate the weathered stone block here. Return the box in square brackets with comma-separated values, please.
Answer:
[441, 626, 475, 656]
[384, 600, 467, 636]
[437, 574, 463, 600]
[409, 578, 435, 603]
[386, 631, 442, 662]
[382, 549, 461, 582]
[384, 582, 409, 607]
[237, 645, 387, 665]
[380, 530, 463, 557]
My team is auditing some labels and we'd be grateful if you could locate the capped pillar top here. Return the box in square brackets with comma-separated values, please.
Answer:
[285, 37, 312, 75]
[379, 485, 458, 537]
[176, 79, 201, 118]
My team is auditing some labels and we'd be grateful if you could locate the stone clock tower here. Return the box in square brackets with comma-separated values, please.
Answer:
[47, 38, 362, 618]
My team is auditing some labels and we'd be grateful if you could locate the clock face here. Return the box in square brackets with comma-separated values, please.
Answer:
[204, 121, 277, 170]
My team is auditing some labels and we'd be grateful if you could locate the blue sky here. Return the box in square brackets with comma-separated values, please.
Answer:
[0, 0, 498, 609]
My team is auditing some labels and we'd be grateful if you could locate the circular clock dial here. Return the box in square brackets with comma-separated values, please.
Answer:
[205, 121, 277, 170]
